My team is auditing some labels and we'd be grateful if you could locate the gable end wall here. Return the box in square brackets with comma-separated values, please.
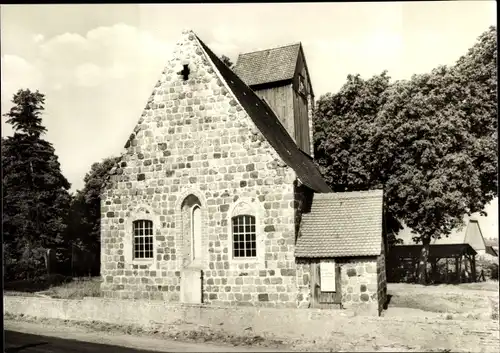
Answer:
[100, 32, 306, 308]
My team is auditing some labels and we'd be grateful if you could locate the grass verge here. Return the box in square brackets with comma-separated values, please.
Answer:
[40, 277, 102, 299]
[4, 276, 102, 299]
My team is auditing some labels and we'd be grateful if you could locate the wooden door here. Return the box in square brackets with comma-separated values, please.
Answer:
[310, 259, 342, 309]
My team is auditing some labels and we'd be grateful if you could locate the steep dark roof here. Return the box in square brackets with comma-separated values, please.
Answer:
[196, 35, 331, 193]
[295, 190, 384, 258]
[486, 246, 498, 257]
[233, 43, 301, 87]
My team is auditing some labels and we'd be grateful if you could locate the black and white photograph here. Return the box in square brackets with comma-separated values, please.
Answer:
[2, 2, 498, 352]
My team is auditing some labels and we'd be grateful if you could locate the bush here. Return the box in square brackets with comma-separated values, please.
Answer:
[476, 254, 499, 281]
[487, 263, 499, 280]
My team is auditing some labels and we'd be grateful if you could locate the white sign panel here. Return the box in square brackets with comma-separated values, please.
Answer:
[320, 261, 336, 292]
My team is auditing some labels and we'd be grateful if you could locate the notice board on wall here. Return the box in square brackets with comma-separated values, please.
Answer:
[320, 261, 336, 292]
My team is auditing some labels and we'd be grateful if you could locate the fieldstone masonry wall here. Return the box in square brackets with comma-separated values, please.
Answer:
[293, 184, 314, 308]
[100, 30, 304, 308]
[339, 257, 380, 314]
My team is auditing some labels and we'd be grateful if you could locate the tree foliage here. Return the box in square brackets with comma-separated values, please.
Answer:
[314, 71, 403, 239]
[66, 156, 119, 275]
[314, 27, 497, 283]
[2, 89, 72, 280]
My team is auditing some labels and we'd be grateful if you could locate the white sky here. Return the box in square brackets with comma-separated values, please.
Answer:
[1, 2, 497, 238]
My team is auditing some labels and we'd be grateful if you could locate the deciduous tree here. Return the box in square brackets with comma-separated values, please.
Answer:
[377, 27, 497, 283]
[314, 27, 497, 284]
[66, 156, 119, 275]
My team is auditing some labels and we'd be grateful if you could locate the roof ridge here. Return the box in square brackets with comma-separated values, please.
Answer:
[237, 42, 301, 57]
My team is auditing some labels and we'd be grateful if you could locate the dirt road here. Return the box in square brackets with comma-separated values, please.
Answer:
[6, 314, 499, 353]
[4, 321, 286, 353]
[5, 331, 160, 353]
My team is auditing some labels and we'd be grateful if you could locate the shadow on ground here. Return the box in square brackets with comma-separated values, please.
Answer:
[5, 342, 49, 353]
[384, 294, 393, 310]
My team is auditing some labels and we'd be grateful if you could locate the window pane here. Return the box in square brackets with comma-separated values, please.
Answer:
[231, 215, 258, 258]
[133, 219, 155, 260]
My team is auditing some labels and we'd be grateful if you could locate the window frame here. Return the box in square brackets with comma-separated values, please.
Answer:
[231, 214, 257, 259]
[124, 205, 158, 269]
[226, 199, 265, 267]
[190, 204, 201, 263]
[132, 219, 154, 260]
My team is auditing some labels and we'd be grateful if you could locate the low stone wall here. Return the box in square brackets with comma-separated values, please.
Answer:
[4, 296, 360, 339]
[5, 296, 499, 353]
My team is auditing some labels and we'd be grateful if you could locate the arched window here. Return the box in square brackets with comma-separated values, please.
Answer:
[133, 219, 154, 259]
[232, 215, 256, 258]
[191, 205, 201, 262]
[180, 194, 203, 267]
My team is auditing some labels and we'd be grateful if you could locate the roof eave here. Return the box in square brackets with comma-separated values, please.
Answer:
[249, 79, 294, 91]
[295, 252, 382, 258]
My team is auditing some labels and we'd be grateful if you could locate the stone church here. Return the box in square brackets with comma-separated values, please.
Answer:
[101, 30, 387, 315]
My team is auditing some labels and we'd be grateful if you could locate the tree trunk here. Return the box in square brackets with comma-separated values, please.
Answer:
[417, 236, 431, 285]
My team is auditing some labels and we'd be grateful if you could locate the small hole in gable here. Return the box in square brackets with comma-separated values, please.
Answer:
[178, 64, 191, 81]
